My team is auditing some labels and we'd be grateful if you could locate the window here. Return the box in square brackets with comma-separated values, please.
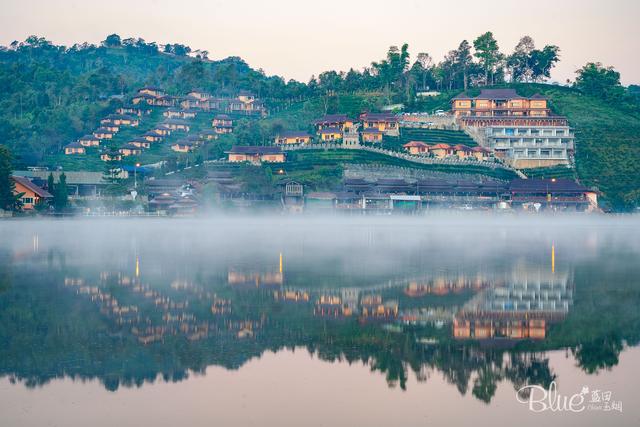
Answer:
[22, 197, 34, 204]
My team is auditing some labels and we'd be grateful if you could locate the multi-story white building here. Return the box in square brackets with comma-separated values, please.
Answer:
[485, 126, 574, 168]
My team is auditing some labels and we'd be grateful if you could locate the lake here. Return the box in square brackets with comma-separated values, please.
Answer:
[0, 215, 639, 426]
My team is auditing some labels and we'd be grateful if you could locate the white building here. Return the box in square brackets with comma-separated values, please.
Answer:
[486, 126, 574, 169]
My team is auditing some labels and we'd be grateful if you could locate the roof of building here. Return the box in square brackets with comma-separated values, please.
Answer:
[11, 176, 53, 198]
[278, 131, 311, 138]
[228, 146, 283, 155]
[65, 142, 84, 149]
[530, 93, 546, 100]
[133, 92, 157, 99]
[509, 179, 591, 194]
[431, 143, 451, 149]
[79, 134, 98, 141]
[307, 192, 337, 200]
[214, 114, 231, 120]
[475, 89, 521, 99]
[139, 86, 164, 92]
[172, 140, 196, 147]
[13, 171, 107, 185]
[451, 92, 472, 100]
[319, 127, 343, 134]
[313, 114, 349, 124]
[94, 127, 115, 133]
[121, 143, 143, 150]
[453, 144, 472, 151]
[361, 112, 398, 122]
[403, 141, 429, 148]
[362, 128, 384, 134]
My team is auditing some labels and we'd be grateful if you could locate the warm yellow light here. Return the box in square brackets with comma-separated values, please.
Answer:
[551, 178, 556, 182]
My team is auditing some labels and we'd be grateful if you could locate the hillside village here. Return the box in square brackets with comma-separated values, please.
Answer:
[2, 33, 638, 215]
[5, 83, 601, 216]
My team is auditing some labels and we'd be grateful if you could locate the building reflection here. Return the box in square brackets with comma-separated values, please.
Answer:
[453, 268, 572, 340]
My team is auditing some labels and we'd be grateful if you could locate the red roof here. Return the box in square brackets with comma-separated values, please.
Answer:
[11, 176, 52, 198]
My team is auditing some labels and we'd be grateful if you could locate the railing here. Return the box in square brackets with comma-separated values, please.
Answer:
[282, 143, 518, 173]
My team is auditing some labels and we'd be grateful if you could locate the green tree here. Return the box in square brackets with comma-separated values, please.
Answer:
[102, 34, 122, 48]
[53, 172, 69, 211]
[454, 40, 473, 90]
[473, 32, 501, 85]
[574, 62, 625, 102]
[0, 145, 20, 211]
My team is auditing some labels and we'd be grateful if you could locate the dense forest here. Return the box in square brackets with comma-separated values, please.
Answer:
[0, 33, 639, 209]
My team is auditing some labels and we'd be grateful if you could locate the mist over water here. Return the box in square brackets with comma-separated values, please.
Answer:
[1, 215, 639, 426]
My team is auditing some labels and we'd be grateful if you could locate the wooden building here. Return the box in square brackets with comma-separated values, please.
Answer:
[361, 128, 384, 143]
[11, 176, 52, 210]
[64, 142, 86, 155]
[227, 146, 285, 164]
[275, 131, 312, 145]
[403, 141, 430, 155]
[78, 135, 101, 147]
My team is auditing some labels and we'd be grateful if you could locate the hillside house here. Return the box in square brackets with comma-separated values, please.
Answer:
[152, 125, 172, 136]
[171, 140, 196, 153]
[429, 143, 453, 158]
[11, 176, 52, 210]
[361, 112, 399, 135]
[116, 106, 146, 116]
[227, 91, 266, 115]
[451, 89, 550, 118]
[212, 114, 233, 133]
[471, 146, 491, 161]
[100, 152, 122, 162]
[453, 144, 473, 159]
[129, 138, 151, 149]
[227, 146, 285, 164]
[180, 95, 210, 110]
[142, 131, 163, 143]
[138, 86, 166, 97]
[78, 135, 101, 147]
[199, 130, 218, 140]
[131, 93, 157, 105]
[164, 108, 198, 119]
[64, 142, 86, 155]
[361, 128, 384, 143]
[187, 89, 211, 100]
[119, 144, 143, 156]
[275, 131, 312, 145]
[163, 120, 190, 132]
[318, 127, 343, 142]
[93, 128, 115, 139]
[101, 114, 139, 127]
[313, 114, 354, 132]
[403, 141, 430, 155]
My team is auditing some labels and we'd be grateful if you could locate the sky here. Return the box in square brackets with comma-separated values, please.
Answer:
[1, 0, 639, 85]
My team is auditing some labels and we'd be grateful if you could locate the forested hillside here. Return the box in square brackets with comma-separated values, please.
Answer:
[0, 34, 639, 209]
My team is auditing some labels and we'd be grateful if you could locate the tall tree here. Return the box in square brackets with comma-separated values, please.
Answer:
[454, 40, 473, 90]
[508, 36, 535, 82]
[54, 172, 69, 211]
[473, 32, 501, 85]
[0, 145, 19, 211]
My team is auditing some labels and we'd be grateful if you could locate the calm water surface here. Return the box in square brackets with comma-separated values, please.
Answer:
[0, 216, 639, 427]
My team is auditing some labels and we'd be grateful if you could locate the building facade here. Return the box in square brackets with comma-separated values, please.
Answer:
[486, 125, 574, 168]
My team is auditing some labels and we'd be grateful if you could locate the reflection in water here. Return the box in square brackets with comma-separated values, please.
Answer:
[0, 218, 639, 414]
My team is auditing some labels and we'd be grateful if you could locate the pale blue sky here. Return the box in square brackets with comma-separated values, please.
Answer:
[2, 0, 639, 84]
